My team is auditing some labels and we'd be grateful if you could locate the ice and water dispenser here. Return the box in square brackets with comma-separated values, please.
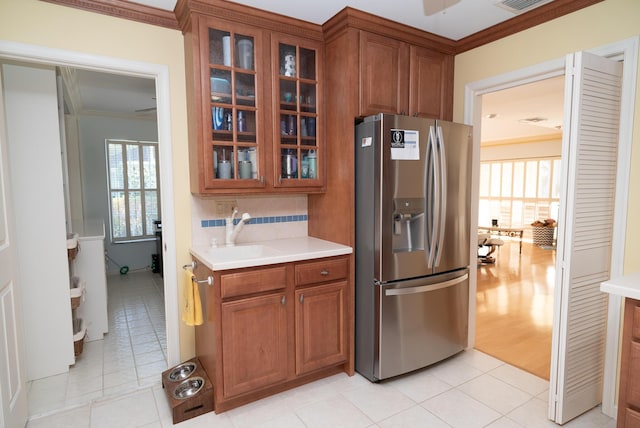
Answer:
[392, 198, 425, 253]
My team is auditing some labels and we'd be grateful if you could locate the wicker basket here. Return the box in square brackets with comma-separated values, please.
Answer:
[74, 332, 85, 356]
[72, 318, 86, 357]
[67, 245, 78, 260]
[71, 295, 81, 310]
[70, 277, 83, 310]
[532, 226, 555, 246]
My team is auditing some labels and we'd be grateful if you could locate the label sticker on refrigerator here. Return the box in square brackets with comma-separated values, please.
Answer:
[390, 129, 419, 160]
[361, 136, 372, 147]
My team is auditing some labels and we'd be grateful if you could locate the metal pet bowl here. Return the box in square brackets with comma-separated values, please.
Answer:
[172, 377, 205, 400]
[168, 362, 197, 382]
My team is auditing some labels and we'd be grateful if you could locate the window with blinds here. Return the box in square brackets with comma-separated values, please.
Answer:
[479, 157, 561, 228]
[106, 139, 160, 242]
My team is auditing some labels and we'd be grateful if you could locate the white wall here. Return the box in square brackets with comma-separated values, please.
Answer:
[76, 115, 158, 274]
[3, 63, 74, 380]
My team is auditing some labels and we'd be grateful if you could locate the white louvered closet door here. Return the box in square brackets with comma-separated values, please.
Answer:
[549, 51, 623, 424]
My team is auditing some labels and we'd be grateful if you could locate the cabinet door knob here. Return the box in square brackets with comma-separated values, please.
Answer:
[281, 295, 286, 305]
[299, 294, 304, 303]
[320, 270, 329, 276]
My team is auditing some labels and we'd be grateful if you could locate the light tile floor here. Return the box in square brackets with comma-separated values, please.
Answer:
[26, 270, 167, 418]
[26, 271, 616, 427]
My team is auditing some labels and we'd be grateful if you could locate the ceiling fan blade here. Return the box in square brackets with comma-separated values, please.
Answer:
[423, 0, 461, 16]
[135, 107, 157, 112]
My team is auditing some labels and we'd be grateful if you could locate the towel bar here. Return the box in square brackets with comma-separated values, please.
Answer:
[183, 260, 214, 285]
[193, 276, 214, 286]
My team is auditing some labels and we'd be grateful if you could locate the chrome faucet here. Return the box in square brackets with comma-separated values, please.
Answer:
[225, 208, 252, 246]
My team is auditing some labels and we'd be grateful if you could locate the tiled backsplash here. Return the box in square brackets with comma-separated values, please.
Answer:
[191, 195, 308, 247]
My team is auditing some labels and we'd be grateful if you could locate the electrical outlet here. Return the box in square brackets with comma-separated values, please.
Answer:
[216, 200, 237, 215]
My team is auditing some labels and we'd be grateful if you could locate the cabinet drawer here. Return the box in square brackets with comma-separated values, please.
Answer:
[295, 257, 348, 286]
[221, 266, 287, 299]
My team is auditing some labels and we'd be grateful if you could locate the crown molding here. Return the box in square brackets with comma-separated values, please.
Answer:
[455, 0, 604, 54]
[40, 0, 180, 30]
[40, 0, 604, 54]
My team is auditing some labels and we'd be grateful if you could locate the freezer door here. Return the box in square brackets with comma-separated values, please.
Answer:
[432, 120, 472, 273]
[375, 270, 469, 380]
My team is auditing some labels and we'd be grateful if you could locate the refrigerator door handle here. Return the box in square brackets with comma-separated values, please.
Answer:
[434, 125, 447, 267]
[426, 125, 438, 269]
[385, 273, 468, 296]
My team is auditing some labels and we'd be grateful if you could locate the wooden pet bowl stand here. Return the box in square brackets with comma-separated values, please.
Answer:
[161, 357, 214, 424]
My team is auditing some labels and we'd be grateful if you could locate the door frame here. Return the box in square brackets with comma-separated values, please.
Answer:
[464, 36, 638, 418]
[0, 40, 180, 366]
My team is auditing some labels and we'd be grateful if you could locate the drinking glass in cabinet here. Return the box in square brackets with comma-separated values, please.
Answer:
[280, 114, 296, 137]
[211, 107, 233, 141]
[301, 149, 317, 179]
[298, 47, 316, 80]
[237, 147, 254, 179]
[300, 83, 316, 113]
[236, 110, 256, 142]
[301, 117, 316, 142]
[236, 36, 254, 70]
[279, 80, 297, 110]
[235, 72, 256, 107]
[208, 29, 232, 66]
[214, 146, 234, 179]
[281, 148, 298, 179]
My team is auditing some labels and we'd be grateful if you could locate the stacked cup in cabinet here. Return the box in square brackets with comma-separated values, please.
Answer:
[67, 233, 86, 356]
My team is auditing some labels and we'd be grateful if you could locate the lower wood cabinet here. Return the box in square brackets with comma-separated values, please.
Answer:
[617, 298, 640, 427]
[221, 292, 288, 397]
[194, 254, 350, 413]
[295, 281, 346, 375]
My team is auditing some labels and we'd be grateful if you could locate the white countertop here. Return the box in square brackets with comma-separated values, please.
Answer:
[190, 236, 352, 271]
[600, 271, 640, 300]
[72, 219, 106, 240]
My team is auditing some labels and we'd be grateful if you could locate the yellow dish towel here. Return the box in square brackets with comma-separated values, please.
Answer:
[182, 270, 203, 326]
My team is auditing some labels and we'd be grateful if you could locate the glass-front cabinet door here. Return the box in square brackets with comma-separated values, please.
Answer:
[202, 20, 265, 189]
[272, 35, 323, 189]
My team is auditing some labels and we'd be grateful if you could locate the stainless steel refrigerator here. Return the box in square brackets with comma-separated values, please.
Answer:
[355, 113, 472, 381]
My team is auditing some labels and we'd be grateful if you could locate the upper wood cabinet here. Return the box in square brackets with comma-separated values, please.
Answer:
[409, 45, 454, 119]
[359, 31, 409, 116]
[177, 0, 325, 195]
[359, 30, 453, 119]
[195, 17, 268, 192]
[271, 33, 324, 190]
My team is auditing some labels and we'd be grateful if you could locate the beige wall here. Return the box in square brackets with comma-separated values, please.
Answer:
[454, 0, 640, 274]
[0, 0, 195, 359]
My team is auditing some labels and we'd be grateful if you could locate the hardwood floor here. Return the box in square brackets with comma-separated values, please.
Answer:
[475, 239, 556, 380]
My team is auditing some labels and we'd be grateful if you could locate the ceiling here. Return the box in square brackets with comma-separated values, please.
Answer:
[61, 0, 566, 142]
[131, 0, 555, 41]
[481, 76, 564, 143]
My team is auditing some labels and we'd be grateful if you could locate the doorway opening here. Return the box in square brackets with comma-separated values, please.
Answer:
[474, 76, 565, 380]
[0, 41, 179, 418]
[466, 37, 638, 420]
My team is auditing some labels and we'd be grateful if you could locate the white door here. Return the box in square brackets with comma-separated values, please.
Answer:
[0, 68, 28, 428]
[549, 51, 623, 424]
